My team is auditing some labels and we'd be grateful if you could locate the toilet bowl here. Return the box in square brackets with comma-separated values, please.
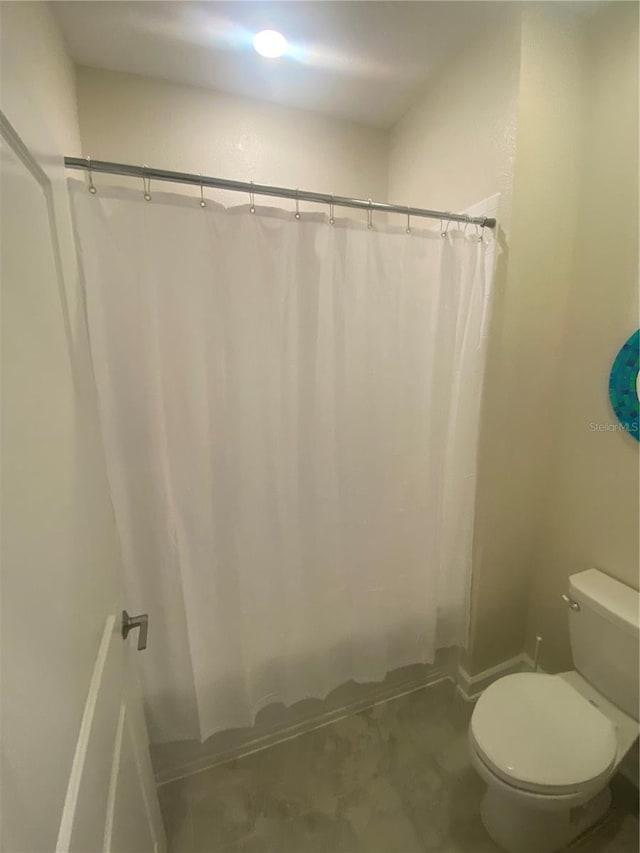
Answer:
[468, 569, 639, 853]
[468, 671, 635, 852]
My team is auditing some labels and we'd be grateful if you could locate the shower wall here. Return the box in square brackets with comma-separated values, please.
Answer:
[75, 66, 389, 217]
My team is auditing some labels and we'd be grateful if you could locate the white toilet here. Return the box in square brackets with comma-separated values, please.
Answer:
[468, 568, 639, 853]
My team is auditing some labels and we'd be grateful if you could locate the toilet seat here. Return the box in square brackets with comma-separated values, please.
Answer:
[470, 673, 617, 795]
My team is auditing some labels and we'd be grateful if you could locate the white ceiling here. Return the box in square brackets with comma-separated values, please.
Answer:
[53, 1, 515, 128]
[53, 1, 606, 129]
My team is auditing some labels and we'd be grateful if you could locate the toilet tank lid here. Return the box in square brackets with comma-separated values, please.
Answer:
[569, 569, 639, 638]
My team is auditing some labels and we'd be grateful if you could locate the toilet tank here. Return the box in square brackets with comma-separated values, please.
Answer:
[568, 569, 639, 720]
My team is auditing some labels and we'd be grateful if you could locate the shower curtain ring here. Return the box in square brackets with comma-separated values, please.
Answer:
[478, 216, 487, 242]
[442, 217, 451, 238]
[199, 173, 206, 208]
[329, 194, 335, 225]
[86, 156, 97, 194]
[295, 189, 301, 220]
[249, 181, 255, 214]
[142, 165, 152, 202]
[367, 198, 373, 230]
[406, 206, 411, 235]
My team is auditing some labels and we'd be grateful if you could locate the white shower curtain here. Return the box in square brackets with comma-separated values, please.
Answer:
[71, 182, 494, 744]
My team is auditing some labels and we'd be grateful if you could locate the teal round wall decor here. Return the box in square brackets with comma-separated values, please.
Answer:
[609, 329, 639, 441]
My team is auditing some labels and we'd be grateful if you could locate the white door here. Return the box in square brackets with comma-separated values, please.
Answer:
[55, 617, 165, 853]
[0, 110, 166, 853]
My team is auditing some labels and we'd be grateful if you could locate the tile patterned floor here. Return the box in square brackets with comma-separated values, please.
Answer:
[158, 680, 638, 853]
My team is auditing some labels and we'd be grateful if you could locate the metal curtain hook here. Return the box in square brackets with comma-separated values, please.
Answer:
[142, 165, 151, 201]
[86, 156, 97, 194]
[295, 189, 300, 220]
[406, 206, 411, 235]
[367, 198, 373, 230]
[478, 216, 487, 242]
[442, 215, 453, 238]
[329, 193, 335, 225]
[199, 173, 206, 208]
[249, 180, 255, 214]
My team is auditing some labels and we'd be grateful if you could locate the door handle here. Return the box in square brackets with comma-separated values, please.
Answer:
[121, 610, 149, 651]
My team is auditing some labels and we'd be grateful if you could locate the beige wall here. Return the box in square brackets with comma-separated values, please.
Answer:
[469, 3, 589, 672]
[387, 5, 534, 673]
[525, 1, 640, 673]
[75, 66, 388, 217]
[386, 10, 524, 671]
[388, 8, 521, 231]
[0, 0, 81, 155]
[1, 3, 125, 849]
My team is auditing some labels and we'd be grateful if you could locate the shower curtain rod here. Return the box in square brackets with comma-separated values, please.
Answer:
[64, 157, 496, 229]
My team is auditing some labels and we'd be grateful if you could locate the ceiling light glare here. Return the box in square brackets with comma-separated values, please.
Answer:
[253, 29, 287, 59]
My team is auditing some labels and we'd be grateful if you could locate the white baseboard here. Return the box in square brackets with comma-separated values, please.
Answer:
[456, 653, 536, 702]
